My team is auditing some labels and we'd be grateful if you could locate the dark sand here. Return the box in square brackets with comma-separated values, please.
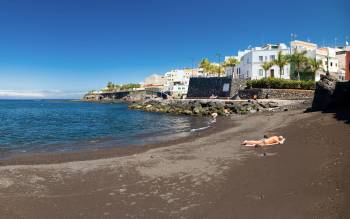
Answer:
[0, 109, 349, 218]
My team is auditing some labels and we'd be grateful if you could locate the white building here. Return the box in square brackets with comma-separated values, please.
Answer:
[163, 68, 204, 98]
[290, 40, 339, 81]
[234, 43, 291, 80]
[336, 45, 350, 81]
[143, 74, 166, 90]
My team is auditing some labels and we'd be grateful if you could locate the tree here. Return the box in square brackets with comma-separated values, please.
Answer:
[307, 58, 323, 80]
[199, 58, 211, 74]
[223, 57, 239, 68]
[272, 51, 289, 78]
[223, 57, 239, 77]
[107, 81, 114, 91]
[261, 61, 273, 78]
[287, 50, 308, 80]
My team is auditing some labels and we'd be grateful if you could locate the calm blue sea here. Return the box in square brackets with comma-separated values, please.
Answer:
[0, 100, 209, 157]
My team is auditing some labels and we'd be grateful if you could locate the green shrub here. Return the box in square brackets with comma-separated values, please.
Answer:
[246, 77, 315, 90]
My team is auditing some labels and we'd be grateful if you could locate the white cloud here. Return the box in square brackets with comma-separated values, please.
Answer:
[0, 90, 84, 99]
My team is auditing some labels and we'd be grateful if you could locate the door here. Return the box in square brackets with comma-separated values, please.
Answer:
[270, 69, 275, 78]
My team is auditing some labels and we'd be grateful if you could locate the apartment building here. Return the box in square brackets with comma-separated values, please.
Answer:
[234, 43, 290, 80]
[290, 40, 339, 81]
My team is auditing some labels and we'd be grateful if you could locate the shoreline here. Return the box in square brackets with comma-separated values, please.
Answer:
[0, 115, 224, 166]
[0, 108, 349, 218]
[0, 106, 302, 166]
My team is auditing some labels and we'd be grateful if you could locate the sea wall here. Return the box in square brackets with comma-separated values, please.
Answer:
[187, 77, 232, 98]
[186, 77, 247, 98]
[238, 88, 315, 100]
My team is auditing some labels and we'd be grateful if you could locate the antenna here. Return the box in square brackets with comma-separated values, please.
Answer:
[334, 37, 338, 48]
[290, 33, 297, 42]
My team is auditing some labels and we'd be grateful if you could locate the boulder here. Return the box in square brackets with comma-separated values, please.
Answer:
[267, 101, 279, 108]
[311, 75, 337, 110]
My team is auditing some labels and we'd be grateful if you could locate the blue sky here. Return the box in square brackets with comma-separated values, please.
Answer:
[0, 0, 348, 98]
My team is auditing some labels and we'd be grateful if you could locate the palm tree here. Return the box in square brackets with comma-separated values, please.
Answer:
[272, 51, 289, 78]
[261, 61, 273, 78]
[199, 58, 211, 75]
[308, 58, 323, 80]
[223, 57, 239, 67]
[223, 57, 239, 77]
[215, 64, 225, 76]
[107, 81, 114, 91]
[208, 64, 219, 76]
[287, 50, 308, 80]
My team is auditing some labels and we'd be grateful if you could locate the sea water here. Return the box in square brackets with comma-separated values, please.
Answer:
[0, 100, 209, 156]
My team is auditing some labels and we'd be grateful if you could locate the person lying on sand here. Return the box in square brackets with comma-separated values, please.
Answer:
[242, 136, 286, 147]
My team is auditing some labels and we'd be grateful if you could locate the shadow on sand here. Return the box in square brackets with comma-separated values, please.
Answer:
[305, 107, 350, 124]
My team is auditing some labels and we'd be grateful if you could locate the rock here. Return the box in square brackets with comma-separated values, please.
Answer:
[223, 108, 230, 114]
[312, 75, 337, 110]
[193, 106, 202, 114]
[231, 94, 241, 100]
[267, 101, 279, 108]
[183, 110, 193, 115]
[312, 75, 350, 110]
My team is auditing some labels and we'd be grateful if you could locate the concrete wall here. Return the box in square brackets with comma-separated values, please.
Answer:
[187, 77, 233, 98]
[238, 88, 314, 100]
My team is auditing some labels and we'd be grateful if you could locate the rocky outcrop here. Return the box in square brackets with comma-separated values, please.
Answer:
[311, 75, 350, 110]
[129, 99, 308, 116]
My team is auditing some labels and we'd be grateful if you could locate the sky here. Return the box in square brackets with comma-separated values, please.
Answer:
[0, 0, 349, 99]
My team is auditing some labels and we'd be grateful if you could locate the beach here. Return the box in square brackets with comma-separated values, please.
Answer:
[0, 109, 349, 218]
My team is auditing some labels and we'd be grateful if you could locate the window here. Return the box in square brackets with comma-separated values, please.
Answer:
[259, 56, 263, 61]
[270, 55, 275, 60]
[330, 62, 333, 67]
[259, 69, 263, 76]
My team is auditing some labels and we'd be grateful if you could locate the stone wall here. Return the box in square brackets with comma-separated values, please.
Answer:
[187, 77, 233, 98]
[238, 88, 314, 100]
[229, 79, 247, 97]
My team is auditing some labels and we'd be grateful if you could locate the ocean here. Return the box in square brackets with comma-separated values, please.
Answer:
[0, 100, 209, 157]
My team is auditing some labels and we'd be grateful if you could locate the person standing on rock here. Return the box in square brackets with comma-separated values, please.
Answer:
[211, 113, 218, 123]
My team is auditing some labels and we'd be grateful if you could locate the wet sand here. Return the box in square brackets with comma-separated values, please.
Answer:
[0, 109, 349, 218]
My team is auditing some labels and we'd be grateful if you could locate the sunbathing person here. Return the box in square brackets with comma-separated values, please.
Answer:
[242, 136, 285, 147]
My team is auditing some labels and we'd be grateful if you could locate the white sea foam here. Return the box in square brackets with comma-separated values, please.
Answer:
[190, 126, 209, 132]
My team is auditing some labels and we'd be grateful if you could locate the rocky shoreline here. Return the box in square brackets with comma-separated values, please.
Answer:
[128, 99, 311, 116]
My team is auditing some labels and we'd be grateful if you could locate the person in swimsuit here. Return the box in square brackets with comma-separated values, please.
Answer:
[242, 135, 285, 147]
